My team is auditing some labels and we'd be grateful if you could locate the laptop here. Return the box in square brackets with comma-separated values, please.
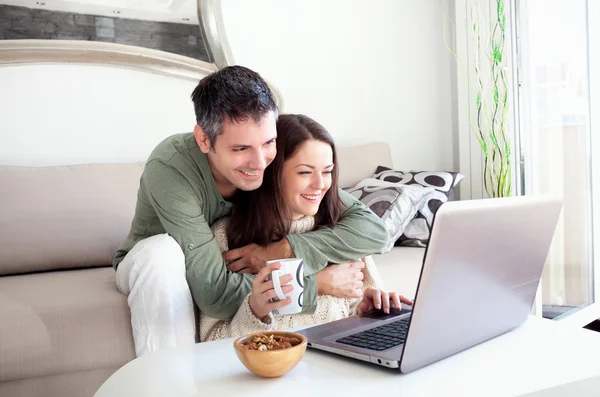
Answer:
[299, 195, 563, 373]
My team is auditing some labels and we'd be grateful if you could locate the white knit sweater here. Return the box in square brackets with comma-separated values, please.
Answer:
[199, 216, 385, 342]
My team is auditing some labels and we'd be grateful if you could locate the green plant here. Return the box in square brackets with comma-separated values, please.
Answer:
[436, 0, 511, 197]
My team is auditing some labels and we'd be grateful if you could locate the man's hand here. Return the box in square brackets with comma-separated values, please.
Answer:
[316, 260, 366, 298]
[224, 239, 294, 274]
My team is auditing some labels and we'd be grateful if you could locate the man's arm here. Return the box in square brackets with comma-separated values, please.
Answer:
[141, 160, 251, 321]
[287, 189, 390, 274]
[285, 190, 389, 310]
[223, 189, 389, 312]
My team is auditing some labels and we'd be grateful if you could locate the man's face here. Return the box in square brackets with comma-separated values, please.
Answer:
[195, 112, 277, 194]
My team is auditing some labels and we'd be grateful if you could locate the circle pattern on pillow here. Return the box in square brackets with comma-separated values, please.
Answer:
[414, 172, 453, 192]
[373, 166, 464, 198]
[372, 169, 413, 185]
[346, 185, 399, 218]
[372, 166, 465, 247]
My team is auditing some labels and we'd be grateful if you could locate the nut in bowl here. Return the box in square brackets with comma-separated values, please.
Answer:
[233, 331, 308, 378]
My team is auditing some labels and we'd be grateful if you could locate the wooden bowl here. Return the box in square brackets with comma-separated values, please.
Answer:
[233, 331, 308, 378]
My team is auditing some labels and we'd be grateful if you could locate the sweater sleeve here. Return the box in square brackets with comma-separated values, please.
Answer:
[212, 218, 230, 253]
[201, 219, 276, 341]
[200, 296, 276, 342]
[200, 294, 354, 341]
[350, 255, 386, 316]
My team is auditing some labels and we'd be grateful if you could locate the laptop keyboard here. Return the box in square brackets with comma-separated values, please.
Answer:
[336, 317, 410, 351]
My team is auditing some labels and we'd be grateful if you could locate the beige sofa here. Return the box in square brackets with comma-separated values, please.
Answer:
[0, 142, 424, 397]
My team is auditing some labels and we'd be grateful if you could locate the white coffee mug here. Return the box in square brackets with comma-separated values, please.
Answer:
[265, 258, 305, 315]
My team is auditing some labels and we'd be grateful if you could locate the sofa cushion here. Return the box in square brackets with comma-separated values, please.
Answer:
[0, 267, 135, 382]
[0, 163, 143, 276]
[0, 367, 118, 397]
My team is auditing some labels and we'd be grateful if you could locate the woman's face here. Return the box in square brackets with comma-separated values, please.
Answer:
[282, 140, 334, 220]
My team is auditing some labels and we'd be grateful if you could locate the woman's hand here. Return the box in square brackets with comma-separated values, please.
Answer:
[357, 288, 413, 315]
[248, 263, 294, 320]
[316, 261, 365, 298]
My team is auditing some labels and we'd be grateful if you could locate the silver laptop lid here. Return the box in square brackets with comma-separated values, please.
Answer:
[400, 195, 562, 373]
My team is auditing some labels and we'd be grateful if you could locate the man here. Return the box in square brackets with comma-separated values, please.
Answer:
[114, 66, 390, 356]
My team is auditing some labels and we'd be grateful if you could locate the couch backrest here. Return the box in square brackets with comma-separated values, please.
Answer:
[337, 142, 393, 188]
[0, 142, 392, 276]
[0, 164, 143, 276]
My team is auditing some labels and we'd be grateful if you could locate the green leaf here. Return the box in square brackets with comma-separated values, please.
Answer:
[498, 0, 505, 18]
[493, 46, 502, 64]
[490, 132, 498, 147]
[476, 92, 481, 109]
[494, 88, 499, 106]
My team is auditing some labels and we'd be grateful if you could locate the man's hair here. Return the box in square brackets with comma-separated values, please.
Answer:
[227, 114, 343, 249]
[191, 65, 278, 147]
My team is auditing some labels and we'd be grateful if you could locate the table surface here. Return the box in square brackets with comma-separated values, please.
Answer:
[95, 317, 600, 397]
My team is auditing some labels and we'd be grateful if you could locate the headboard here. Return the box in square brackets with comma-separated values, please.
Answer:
[0, 40, 216, 166]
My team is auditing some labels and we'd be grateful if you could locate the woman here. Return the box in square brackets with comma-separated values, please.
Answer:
[200, 114, 411, 341]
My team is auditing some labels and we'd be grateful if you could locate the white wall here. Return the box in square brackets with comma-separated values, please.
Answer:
[0, 1, 457, 170]
[221, 0, 457, 172]
[0, 64, 198, 166]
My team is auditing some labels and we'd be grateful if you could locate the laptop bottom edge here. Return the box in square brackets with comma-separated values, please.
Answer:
[307, 341, 400, 369]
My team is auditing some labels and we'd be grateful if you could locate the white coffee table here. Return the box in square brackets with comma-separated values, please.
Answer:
[95, 317, 600, 397]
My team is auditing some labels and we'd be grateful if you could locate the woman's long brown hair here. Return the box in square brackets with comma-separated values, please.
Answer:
[227, 114, 342, 249]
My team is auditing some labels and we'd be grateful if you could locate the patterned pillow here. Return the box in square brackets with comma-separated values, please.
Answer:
[344, 179, 436, 252]
[372, 166, 464, 199]
[372, 166, 465, 247]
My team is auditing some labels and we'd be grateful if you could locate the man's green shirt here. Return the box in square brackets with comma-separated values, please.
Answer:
[114, 133, 390, 321]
